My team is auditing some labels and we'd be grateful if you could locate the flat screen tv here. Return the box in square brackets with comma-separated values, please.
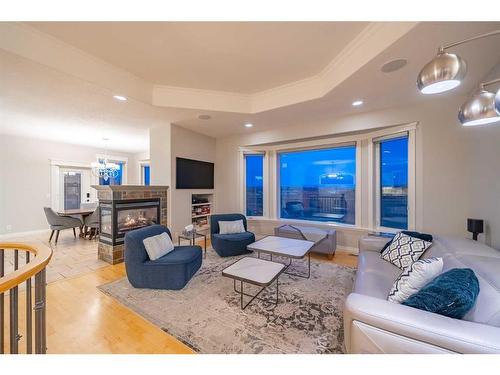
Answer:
[176, 157, 214, 189]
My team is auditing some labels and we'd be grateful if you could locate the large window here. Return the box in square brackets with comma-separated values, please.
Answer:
[244, 154, 264, 216]
[279, 145, 356, 224]
[379, 136, 408, 229]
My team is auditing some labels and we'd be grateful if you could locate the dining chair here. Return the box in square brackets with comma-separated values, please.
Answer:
[84, 208, 100, 240]
[43, 207, 82, 244]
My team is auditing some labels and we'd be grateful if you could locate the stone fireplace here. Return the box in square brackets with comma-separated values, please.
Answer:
[93, 185, 169, 264]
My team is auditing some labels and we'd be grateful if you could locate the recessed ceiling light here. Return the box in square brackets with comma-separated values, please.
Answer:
[113, 95, 127, 101]
[352, 100, 363, 107]
[198, 114, 212, 120]
[244, 123, 253, 128]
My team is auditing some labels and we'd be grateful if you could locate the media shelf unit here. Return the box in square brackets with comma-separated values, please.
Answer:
[191, 193, 213, 233]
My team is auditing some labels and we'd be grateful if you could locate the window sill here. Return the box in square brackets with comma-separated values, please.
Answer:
[247, 217, 372, 233]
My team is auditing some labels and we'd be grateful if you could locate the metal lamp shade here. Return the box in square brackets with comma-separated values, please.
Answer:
[459, 89, 500, 126]
[417, 52, 467, 94]
[496, 88, 500, 114]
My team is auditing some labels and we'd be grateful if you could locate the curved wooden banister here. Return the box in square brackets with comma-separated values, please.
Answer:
[0, 243, 52, 293]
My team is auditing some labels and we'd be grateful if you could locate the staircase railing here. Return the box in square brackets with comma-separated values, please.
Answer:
[0, 243, 52, 354]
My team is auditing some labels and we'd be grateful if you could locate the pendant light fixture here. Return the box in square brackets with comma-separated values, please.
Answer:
[459, 78, 500, 126]
[417, 49, 466, 94]
[416, 29, 500, 127]
[417, 30, 500, 95]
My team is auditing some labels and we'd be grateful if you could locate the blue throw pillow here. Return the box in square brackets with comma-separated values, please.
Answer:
[402, 268, 479, 319]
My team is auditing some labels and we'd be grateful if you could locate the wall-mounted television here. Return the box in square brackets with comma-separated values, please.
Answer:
[176, 157, 214, 189]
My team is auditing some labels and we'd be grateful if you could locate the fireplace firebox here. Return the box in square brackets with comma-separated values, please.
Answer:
[99, 198, 161, 246]
[93, 185, 169, 264]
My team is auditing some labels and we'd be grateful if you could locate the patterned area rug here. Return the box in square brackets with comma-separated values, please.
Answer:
[98, 250, 356, 354]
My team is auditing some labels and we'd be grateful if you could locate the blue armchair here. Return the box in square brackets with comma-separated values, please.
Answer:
[210, 213, 255, 257]
[124, 225, 202, 290]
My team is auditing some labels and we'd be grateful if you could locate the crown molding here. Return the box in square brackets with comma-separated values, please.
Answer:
[152, 85, 252, 113]
[153, 22, 418, 113]
[2, 22, 418, 114]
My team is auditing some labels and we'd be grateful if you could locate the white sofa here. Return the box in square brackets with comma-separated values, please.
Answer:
[344, 235, 500, 353]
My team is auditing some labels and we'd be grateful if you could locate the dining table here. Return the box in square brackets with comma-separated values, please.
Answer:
[57, 208, 96, 237]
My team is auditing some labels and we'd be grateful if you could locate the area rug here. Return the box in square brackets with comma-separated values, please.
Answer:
[98, 250, 356, 354]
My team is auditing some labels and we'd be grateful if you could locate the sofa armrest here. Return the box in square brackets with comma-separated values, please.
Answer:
[358, 236, 390, 252]
[344, 293, 500, 353]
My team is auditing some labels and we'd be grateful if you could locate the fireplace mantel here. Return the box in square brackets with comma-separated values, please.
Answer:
[92, 185, 169, 264]
[92, 185, 169, 192]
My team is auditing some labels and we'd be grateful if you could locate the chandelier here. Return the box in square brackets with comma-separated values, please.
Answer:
[91, 138, 120, 181]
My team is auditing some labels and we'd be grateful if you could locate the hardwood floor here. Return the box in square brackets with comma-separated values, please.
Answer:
[1, 232, 357, 354]
[45, 264, 193, 354]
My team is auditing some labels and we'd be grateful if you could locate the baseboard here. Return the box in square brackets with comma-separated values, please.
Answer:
[0, 228, 50, 240]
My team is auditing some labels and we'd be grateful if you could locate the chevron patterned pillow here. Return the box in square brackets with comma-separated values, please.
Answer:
[381, 232, 432, 270]
[388, 257, 443, 303]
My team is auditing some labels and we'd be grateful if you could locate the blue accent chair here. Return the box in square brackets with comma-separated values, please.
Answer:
[210, 213, 255, 257]
[124, 225, 202, 290]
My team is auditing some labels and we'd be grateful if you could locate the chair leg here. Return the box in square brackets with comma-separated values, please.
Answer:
[73, 228, 76, 238]
[49, 230, 55, 242]
[55, 230, 60, 244]
[89, 228, 94, 240]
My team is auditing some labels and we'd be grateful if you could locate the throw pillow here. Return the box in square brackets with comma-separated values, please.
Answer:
[381, 232, 432, 269]
[143, 232, 175, 261]
[219, 219, 245, 234]
[402, 268, 480, 319]
[380, 231, 433, 254]
[388, 257, 443, 303]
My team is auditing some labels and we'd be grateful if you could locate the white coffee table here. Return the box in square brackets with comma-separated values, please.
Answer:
[222, 257, 286, 310]
[247, 236, 315, 279]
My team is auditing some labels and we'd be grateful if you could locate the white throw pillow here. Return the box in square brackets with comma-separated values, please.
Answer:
[388, 257, 444, 303]
[218, 219, 245, 234]
[381, 232, 432, 270]
[143, 232, 175, 261]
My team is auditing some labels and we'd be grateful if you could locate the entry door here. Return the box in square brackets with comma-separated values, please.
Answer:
[60, 168, 92, 210]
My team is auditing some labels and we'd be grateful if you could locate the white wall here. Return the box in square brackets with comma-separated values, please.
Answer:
[216, 94, 500, 250]
[149, 125, 172, 186]
[0, 134, 139, 235]
[169, 124, 216, 236]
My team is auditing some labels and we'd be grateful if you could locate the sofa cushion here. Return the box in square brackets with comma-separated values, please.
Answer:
[354, 250, 401, 299]
[143, 232, 175, 261]
[144, 245, 201, 266]
[210, 213, 248, 235]
[218, 219, 245, 234]
[212, 232, 255, 242]
[380, 231, 433, 253]
[403, 268, 480, 319]
[388, 257, 443, 304]
[357, 234, 500, 327]
[381, 232, 432, 270]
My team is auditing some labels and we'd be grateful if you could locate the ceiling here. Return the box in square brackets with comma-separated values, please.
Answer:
[176, 22, 500, 136]
[28, 21, 369, 94]
[2, 21, 500, 152]
[0, 47, 200, 153]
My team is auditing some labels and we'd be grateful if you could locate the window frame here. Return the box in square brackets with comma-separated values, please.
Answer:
[140, 161, 151, 186]
[240, 151, 267, 219]
[371, 129, 416, 232]
[239, 122, 417, 232]
[275, 142, 360, 227]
